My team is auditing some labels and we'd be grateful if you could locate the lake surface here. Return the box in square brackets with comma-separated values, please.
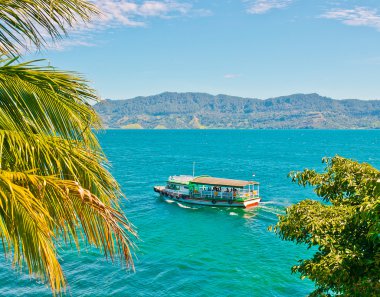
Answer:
[1, 130, 379, 296]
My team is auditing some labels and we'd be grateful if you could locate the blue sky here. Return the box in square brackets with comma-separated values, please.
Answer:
[28, 0, 380, 100]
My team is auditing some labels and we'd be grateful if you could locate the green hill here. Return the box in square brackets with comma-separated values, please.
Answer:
[94, 92, 380, 129]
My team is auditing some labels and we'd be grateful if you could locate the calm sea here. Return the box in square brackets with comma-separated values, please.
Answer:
[1, 130, 379, 296]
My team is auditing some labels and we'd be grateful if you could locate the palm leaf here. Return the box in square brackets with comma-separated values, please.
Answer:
[0, 57, 101, 145]
[0, 1, 136, 293]
[0, 169, 136, 292]
[0, 58, 137, 293]
[0, 0, 99, 56]
[0, 170, 64, 291]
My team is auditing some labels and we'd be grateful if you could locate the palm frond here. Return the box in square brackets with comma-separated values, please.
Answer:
[0, 57, 101, 146]
[0, 0, 99, 56]
[0, 168, 136, 292]
[0, 1, 136, 293]
[0, 129, 120, 203]
[0, 170, 65, 291]
[0, 57, 137, 293]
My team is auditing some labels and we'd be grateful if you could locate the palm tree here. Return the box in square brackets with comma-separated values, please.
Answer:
[0, 0, 136, 293]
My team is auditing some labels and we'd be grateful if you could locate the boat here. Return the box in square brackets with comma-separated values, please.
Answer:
[154, 175, 260, 208]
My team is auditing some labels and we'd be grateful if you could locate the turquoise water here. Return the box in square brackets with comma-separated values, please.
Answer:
[1, 130, 380, 296]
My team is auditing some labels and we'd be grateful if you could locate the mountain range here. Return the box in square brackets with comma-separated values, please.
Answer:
[93, 92, 380, 129]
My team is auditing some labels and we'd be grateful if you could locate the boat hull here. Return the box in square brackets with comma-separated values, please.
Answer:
[154, 186, 260, 208]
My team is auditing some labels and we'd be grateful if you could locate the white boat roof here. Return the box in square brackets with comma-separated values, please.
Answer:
[168, 175, 194, 184]
[191, 176, 259, 188]
[167, 175, 259, 187]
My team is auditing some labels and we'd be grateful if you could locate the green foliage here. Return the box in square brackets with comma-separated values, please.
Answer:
[273, 156, 380, 296]
[0, 1, 136, 294]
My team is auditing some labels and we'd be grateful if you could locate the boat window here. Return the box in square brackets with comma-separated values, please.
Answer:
[167, 183, 180, 190]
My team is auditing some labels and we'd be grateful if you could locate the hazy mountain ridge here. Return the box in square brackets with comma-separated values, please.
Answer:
[94, 92, 380, 129]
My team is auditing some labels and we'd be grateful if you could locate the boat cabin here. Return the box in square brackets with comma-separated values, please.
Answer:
[188, 176, 259, 200]
[165, 175, 193, 195]
[155, 174, 261, 208]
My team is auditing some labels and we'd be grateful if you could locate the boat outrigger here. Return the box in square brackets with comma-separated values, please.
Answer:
[154, 175, 260, 208]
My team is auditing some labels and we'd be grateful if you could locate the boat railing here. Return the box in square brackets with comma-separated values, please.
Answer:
[164, 188, 188, 195]
[193, 189, 259, 200]
[164, 187, 259, 200]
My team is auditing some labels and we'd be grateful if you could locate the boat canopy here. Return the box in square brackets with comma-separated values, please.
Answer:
[190, 176, 259, 188]
[167, 175, 194, 185]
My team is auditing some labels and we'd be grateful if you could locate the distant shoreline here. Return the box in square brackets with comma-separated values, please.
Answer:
[95, 92, 380, 130]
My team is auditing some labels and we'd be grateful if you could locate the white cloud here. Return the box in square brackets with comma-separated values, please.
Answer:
[245, 0, 293, 14]
[91, 0, 202, 27]
[41, 1, 210, 50]
[320, 6, 380, 31]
